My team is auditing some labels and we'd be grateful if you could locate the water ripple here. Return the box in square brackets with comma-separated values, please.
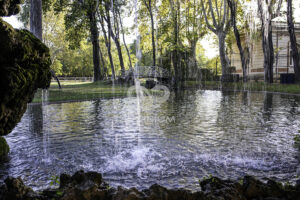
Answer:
[0, 90, 300, 191]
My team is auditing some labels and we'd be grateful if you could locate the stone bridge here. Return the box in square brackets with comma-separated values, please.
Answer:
[126, 66, 171, 79]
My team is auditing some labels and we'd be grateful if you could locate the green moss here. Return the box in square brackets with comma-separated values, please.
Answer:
[0, 19, 51, 136]
[0, 136, 9, 160]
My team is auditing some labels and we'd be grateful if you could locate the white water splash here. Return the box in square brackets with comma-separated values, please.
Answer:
[42, 89, 51, 163]
[102, 146, 165, 176]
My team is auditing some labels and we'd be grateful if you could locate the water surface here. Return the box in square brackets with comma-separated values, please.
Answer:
[1, 90, 300, 190]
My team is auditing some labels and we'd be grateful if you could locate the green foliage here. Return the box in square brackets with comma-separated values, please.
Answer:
[49, 175, 63, 197]
[294, 134, 300, 149]
[56, 189, 63, 196]
[50, 175, 60, 186]
[51, 60, 63, 76]
[63, 1, 89, 49]
[18, 0, 54, 28]
[239, 179, 243, 185]
[17, 0, 266, 80]
[0, 137, 9, 159]
[39, 0, 94, 77]
[18, 0, 30, 28]
[201, 56, 221, 81]
[59, 42, 94, 77]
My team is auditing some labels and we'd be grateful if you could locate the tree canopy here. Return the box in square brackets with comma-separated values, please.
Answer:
[18, 0, 300, 83]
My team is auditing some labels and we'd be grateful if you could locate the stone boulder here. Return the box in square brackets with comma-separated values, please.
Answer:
[0, 19, 51, 137]
[145, 184, 205, 200]
[200, 176, 246, 200]
[0, 177, 40, 200]
[0, 0, 51, 159]
[57, 170, 111, 200]
[242, 176, 300, 200]
[112, 186, 145, 200]
[1, 171, 300, 200]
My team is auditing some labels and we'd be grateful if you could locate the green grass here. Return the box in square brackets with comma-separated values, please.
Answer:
[32, 80, 300, 103]
[186, 81, 300, 94]
[32, 81, 131, 103]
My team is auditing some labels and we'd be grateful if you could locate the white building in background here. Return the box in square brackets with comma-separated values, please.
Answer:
[230, 21, 300, 80]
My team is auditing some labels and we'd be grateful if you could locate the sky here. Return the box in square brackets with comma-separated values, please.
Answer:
[3, 0, 300, 59]
[2, 16, 22, 29]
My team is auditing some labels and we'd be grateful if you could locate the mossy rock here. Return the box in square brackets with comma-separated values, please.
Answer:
[0, 136, 9, 160]
[0, 19, 51, 136]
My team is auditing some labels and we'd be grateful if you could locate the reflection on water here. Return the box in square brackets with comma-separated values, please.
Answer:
[0, 90, 300, 191]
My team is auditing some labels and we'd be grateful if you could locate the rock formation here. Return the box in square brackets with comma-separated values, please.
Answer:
[0, 0, 52, 159]
[0, 171, 300, 200]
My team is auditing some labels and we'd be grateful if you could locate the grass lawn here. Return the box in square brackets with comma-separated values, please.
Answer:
[186, 81, 300, 94]
[32, 80, 300, 104]
[32, 81, 131, 103]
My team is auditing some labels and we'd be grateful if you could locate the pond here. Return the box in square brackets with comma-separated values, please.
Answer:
[0, 90, 300, 191]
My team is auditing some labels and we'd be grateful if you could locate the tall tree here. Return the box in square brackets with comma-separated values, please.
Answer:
[117, 8, 133, 71]
[30, 0, 62, 87]
[257, 0, 282, 83]
[101, 0, 126, 78]
[169, 0, 182, 86]
[287, 0, 300, 82]
[87, 1, 102, 81]
[142, 0, 156, 67]
[184, 0, 206, 80]
[228, 0, 248, 82]
[98, 4, 116, 80]
[201, 0, 231, 80]
[55, 0, 103, 81]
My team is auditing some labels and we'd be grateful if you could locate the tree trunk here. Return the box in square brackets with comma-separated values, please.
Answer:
[287, 0, 300, 82]
[106, 8, 125, 78]
[188, 38, 199, 80]
[30, 0, 62, 87]
[257, 0, 274, 83]
[217, 31, 229, 76]
[149, 6, 156, 67]
[143, 0, 156, 67]
[107, 40, 116, 80]
[98, 10, 116, 80]
[201, 0, 231, 82]
[268, 26, 274, 83]
[261, 23, 274, 83]
[30, 0, 42, 40]
[228, 0, 247, 82]
[50, 69, 62, 89]
[113, 36, 126, 78]
[88, 10, 102, 82]
[118, 10, 133, 71]
[170, 0, 180, 86]
[99, 46, 107, 78]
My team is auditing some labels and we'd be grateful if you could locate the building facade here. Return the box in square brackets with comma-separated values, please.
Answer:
[230, 21, 300, 80]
